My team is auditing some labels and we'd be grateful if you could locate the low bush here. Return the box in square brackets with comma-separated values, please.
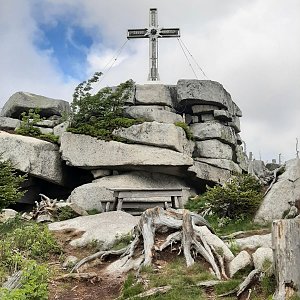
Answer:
[186, 173, 263, 221]
[15, 109, 59, 144]
[68, 73, 143, 140]
[0, 157, 26, 211]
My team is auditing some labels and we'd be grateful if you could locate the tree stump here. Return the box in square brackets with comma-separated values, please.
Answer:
[273, 218, 300, 299]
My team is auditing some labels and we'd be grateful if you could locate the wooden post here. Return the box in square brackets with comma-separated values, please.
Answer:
[272, 218, 300, 299]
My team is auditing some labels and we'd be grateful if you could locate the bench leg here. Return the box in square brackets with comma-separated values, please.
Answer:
[105, 202, 111, 212]
[117, 198, 123, 211]
[177, 196, 183, 209]
[171, 196, 176, 208]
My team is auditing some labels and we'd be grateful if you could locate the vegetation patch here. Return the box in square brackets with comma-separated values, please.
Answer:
[186, 173, 264, 232]
[0, 157, 26, 211]
[68, 73, 143, 140]
[15, 109, 59, 144]
[174, 121, 194, 140]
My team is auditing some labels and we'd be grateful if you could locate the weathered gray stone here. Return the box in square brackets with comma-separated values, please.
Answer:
[190, 122, 236, 146]
[34, 126, 53, 135]
[213, 110, 232, 121]
[36, 119, 59, 128]
[0, 131, 64, 185]
[248, 160, 271, 179]
[53, 121, 69, 140]
[69, 171, 191, 211]
[194, 140, 233, 160]
[177, 80, 232, 109]
[252, 247, 273, 271]
[233, 103, 243, 117]
[235, 145, 249, 172]
[112, 121, 187, 152]
[0, 117, 21, 130]
[228, 250, 252, 277]
[191, 104, 219, 114]
[0, 209, 18, 223]
[233, 234, 272, 250]
[200, 114, 215, 122]
[229, 116, 241, 133]
[124, 106, 183, 124]
[188, 161, 231, 185]
[255, 159, 300, 223]
[91, 169, 112, 179]
[135, 84, 173, 107]
[195, 158, 242, 173]
[62, 256, 79, 268]
[48, 211, 139, 249]
[60, 132, 193, 175]
[1, 92, 70, 118]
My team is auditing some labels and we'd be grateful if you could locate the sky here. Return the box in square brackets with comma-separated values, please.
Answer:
[0, 0, 299, 163]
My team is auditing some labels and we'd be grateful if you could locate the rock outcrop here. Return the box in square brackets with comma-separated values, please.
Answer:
[255, 159, 300, 223]
[1, 79, 247, 210]
[0, 131, 64, 185]
[1, 91, 70, 118]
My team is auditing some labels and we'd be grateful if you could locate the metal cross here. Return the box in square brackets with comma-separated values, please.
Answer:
[127, 8, 180, 81]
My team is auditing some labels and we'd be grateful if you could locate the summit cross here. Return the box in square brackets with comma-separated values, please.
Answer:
[127, 8, 180, 81]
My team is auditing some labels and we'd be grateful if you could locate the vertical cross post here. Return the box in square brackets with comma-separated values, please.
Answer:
[127, 8, 180, 81]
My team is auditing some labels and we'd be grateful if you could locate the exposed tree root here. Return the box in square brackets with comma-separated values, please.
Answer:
[72, 207, 234, 280]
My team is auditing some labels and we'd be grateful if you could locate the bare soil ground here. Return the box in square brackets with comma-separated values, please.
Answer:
[48, 230, 124, 300]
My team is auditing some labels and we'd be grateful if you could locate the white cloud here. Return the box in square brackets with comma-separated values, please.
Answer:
[0, 0, 299, 162]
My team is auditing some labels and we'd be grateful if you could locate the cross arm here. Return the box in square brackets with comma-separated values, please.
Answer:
[127, 28, 148, 39]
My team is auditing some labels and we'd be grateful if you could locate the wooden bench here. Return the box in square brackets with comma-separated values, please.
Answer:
[106, 188, 187, 215]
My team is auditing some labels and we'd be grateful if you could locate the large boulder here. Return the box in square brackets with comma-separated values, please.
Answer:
[1, 92, 70, 118]
[68, 171, 192, 211]
[0, 131, 64, 185]
[188, 161, 231, 185]
[112, 121, 187, 152]
[255, 159, 300, 223]
[60, 132, 193, 175]
[48, 211, 139, 249]
[190, 121, 236, 146]
[135, 84, 173, 107]
[124, 106, 183, 124]
[177, 80, 232, 109]
[0, 117, 21, 130]
[195, 158, 242, 173]
[194, 140, 233, 160]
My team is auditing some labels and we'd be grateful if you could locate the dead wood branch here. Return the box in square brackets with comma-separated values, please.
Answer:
[125, 286, 172, 299]
[55, 272, 100, 282]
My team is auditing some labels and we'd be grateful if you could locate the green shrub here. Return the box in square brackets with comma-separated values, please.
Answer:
[56, 206, 80, 221]
[174, 121, 194, 140]
[186, 173, 263, 221]
[0, 157, 26, 211]
[15, 109, 59, 144]
[68, 73, 142, 139]
[0, 260, 49, 300]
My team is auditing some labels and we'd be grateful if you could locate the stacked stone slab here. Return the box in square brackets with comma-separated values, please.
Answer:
[0, 92, 71, 203]
[0, 80, 248, 212]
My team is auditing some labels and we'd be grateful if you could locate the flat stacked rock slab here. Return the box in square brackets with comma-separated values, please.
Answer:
[177, 80, 232, 109]
[0, 117, 21, 131]
[190, 121, 236, 146]
[1, 91, 70, 118]
[112, 121, 187, 152]
[135, 84, 174, 107]
[194, 140, 233, 160]
[60, 132, 193, 176]
[124, 106, 183, 124]
[0, 131, 64, 185]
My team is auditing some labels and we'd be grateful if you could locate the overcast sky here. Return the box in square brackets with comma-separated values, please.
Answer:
[0, 0, 299, 162]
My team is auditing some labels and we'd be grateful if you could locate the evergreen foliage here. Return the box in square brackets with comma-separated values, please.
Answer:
[15, 109, 59, 143]
[186, 173, 263, 221]
[68, 72, 143, 139]
[174, 121, 194, 140]
[0, 157, 26, 211]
